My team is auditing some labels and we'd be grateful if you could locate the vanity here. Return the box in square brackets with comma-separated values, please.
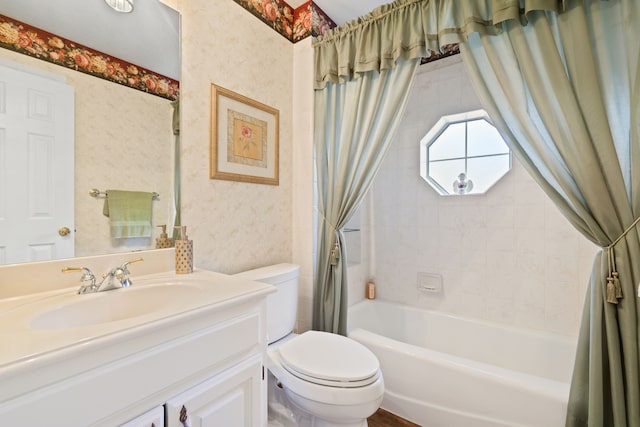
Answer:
[0, 249, 274, 426]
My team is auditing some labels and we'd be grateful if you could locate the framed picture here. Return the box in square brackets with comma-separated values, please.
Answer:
[210, 84, 279, 185]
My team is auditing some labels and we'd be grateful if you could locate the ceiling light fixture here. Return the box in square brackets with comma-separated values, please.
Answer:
[104, 0, 134, 13]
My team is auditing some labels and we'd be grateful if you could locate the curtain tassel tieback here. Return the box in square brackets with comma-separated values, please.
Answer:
[605, 271, 622, 304]
[605, 215, 640, 304]
[330, 241, 340, 266]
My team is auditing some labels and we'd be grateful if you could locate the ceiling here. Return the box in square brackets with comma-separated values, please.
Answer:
[0, 0, 390, 81]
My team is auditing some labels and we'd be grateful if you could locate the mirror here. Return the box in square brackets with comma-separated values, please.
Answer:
[0, 2, 180, 264]
[419, 110, 511, 196]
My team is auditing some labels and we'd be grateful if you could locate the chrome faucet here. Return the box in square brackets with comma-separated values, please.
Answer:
[62, 266, 98, 294]
[98, 258, 143, 292]
[62, 258, 144, 294]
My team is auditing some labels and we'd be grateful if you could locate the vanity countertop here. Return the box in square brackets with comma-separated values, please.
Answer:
[0, 268, 274, 402]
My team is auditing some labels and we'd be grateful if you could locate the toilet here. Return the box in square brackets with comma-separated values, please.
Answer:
[234, 263, 384, 427]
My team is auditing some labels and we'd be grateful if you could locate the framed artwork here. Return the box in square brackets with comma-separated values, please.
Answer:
[210, 84, 279, 185]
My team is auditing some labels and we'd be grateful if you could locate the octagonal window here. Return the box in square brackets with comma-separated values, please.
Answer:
[420, 110, 511, 195]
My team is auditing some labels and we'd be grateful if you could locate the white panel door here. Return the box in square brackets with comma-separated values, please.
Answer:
[0, 63, 74, 264]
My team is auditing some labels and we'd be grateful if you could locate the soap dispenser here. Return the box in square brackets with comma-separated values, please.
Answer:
[174, 225, 193, 274]
[155, 224, 174, 249]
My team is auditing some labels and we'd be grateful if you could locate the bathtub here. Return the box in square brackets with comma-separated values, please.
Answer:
[348, 300, 576, 427]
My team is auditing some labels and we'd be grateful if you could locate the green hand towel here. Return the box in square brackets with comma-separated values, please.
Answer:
[103, 190, 154, 238]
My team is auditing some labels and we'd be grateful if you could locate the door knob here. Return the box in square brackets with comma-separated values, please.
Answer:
[58, 226, 71, 236]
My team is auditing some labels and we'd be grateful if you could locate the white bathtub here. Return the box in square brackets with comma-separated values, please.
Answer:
[348, 300, 577, 427]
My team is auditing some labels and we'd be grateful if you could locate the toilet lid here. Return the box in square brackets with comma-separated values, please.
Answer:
[278, 331, 379, 388]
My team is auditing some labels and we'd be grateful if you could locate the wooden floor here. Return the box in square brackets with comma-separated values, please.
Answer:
[368, 408, 421, 427]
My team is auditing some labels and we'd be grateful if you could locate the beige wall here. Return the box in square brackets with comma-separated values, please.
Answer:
[179, 0, 316, 329]
[178, 0, 296, 274]
[291, 38, 315, 332]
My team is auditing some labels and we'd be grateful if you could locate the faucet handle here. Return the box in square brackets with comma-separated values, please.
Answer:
[62, 266, 95, 280]
[115, 257, 144, 288]
[120, 257, 144, 273]
[62, 266, 97, 294]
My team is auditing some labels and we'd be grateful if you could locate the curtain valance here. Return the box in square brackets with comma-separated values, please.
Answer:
[313, 0, 563, 89]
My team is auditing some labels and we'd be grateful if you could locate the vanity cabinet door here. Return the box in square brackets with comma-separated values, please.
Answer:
[119, 406, 165, 427]
[165, 355, 263, 427]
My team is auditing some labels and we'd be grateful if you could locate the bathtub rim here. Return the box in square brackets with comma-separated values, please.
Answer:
[348, 327, 570, 401]
[348, 298, 579, 348]
[347, 299, 574, 427]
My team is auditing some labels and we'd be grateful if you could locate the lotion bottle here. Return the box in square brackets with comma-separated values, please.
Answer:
[155, 224, 174, 248]
[174, 225, 193, 274]
[366, 279, 376, 300]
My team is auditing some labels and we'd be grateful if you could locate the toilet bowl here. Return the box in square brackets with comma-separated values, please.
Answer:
[268, 331, 384, 427]
[234, 264, 384, 427]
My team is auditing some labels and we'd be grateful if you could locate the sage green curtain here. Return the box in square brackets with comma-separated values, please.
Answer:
[457, 2, 640, 425]
[315, 0, 640, 423]
[313, 0, 438, 334]
[312, 0, 576, 333]
[314, 0, 439, 90]
[314, 0, 563, 90]
[314, 61, 419, 334]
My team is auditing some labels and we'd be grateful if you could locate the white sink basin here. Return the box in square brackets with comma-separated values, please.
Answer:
[29, 283, 203, 330]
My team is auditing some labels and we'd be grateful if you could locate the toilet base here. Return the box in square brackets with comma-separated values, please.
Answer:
[268, 372, 313, 427]
[267, 371, 375, 427]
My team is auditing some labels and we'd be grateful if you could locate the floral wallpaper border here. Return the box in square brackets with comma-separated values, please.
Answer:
[233, 0, 336, 41]
[0, 6, 458, 101]
[0, 14, 179, 101]
[234, 0, 459, 65]
[421, 43, 460, 64]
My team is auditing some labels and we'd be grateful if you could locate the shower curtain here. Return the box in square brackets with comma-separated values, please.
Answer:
[458, 2, 640, 425]
[312, 0, 439, 335]
[313, 0, 640, 424]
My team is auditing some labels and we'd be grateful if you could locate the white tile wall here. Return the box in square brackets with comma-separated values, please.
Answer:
[354, 55, 595, 337]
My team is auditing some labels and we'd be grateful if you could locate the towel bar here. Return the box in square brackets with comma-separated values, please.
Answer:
[89, 188, 159, 200]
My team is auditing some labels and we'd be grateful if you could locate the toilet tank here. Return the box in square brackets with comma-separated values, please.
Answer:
[233, 263, 300, 344]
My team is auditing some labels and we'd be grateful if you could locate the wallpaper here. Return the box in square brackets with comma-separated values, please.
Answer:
[179, 0, 293, 274]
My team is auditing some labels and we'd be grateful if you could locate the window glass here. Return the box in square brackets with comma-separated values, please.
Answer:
[428, 159, 466, 194]
[428, 122, 466, 160]
[466, 154, 511, 194]
[419, 110, 511, 195]
[467, 118, 510, 157]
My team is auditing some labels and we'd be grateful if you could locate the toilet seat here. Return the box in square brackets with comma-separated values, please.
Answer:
[277, 331, 379, 388]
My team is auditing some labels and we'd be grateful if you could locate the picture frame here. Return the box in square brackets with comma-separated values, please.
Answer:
[210, 84, 279, 185]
